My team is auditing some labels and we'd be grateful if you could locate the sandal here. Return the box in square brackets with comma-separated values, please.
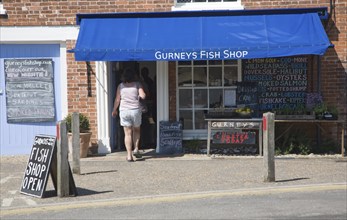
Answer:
[126, 157, 134, 162]
[133, 150, 142, 159]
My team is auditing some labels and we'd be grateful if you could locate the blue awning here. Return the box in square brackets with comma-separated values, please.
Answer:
[72, 9, 332, 61]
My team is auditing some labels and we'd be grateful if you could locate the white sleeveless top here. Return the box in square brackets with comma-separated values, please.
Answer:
[119, 82, 140, 111]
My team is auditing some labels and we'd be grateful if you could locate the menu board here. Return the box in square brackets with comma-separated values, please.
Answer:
[242, 57, 307, 112]
[159, 121, 183, 154]
[4, 59, 55, 123]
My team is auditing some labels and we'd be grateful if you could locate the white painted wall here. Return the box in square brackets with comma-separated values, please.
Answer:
[0, 26, 79, 119]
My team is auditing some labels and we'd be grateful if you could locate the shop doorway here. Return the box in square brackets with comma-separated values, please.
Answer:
[110, 61, 157, 151]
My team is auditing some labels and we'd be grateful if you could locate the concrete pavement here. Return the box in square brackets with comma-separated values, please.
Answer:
[1, 149, 346, 218]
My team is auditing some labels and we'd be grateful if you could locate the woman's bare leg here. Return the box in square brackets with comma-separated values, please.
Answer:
[123, 126, 133, 160]
[132, 126, 141, 152]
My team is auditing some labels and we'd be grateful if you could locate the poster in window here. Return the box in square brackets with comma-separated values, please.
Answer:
[4, 59, 56, 123]
[224, 89, 236, 107]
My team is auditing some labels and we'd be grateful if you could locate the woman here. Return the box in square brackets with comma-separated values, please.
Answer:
[112, 68, 146, 162]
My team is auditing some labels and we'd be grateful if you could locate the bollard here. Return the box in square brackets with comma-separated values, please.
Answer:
[56, 120, 70, 197]
[342, 126, 345, 157]
[71, 112, 80, 174]
[263, 112, 275, 182]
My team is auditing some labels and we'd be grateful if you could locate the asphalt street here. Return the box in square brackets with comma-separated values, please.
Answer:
[1, 186, 346, 219]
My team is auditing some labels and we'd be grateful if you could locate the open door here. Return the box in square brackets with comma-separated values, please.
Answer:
[110, 61, 157, 151]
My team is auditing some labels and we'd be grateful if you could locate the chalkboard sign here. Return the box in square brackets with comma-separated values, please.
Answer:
[242, 57, 307, 112]
[213, 131, 256, 145]
[20, 135, 56, 198]
[4, 59, 55, 123]
[159, 121, 183, 154]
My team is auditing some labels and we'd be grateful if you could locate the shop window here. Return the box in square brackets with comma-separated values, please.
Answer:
[0, 0, 7, 16]
[176, 0, 239, 3]
[173, 0, 243, 11]
[177, 60, 241, 131]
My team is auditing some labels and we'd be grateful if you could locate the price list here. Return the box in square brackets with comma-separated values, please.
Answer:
[242, 57, 308, 111]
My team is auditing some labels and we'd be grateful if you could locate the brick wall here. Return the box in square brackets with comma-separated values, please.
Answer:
[1, 0, 172, 145]
[1, 0, 346, 146]
[242, 0, 347, 121]
[66, 40, 98, 142]
[1, 0, 172, 26]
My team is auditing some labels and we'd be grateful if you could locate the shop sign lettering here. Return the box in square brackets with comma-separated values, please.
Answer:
[154, 50, 248, 60]
[211, 121, 260, 129]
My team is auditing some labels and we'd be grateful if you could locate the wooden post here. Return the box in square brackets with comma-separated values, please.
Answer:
[342, 125, 345, 157]
[263, 112, 275, 182]
[207, 120, 211, 156]
[71, 112, 80, 174]
[56, 120, 70, 197]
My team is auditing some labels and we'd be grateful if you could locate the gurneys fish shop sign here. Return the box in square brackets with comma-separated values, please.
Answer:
[154, 50, 249, 60]
[20, 135, 56, 198]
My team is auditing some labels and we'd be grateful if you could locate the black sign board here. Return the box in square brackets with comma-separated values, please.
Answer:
[20, 135, 56, 198]
[159, 121, 183, 154]
[242, 57, 308, 112]
[4, 58, 55, 123]
[212, 131, 256, 145]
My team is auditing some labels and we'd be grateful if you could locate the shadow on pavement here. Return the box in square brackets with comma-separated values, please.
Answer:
[81, 170, 118, 175]
[76, 188, 113, 196]
[275, 177, 309, 183]
[136, 149, 185, 161]
[43, 188, 113, 198]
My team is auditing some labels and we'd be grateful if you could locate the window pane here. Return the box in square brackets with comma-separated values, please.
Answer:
[193, 67, 207, 86]
[209, 89, 223, 108]
[193, 60, 207, 65]
[209, 60, 222, 65]
[176, 56, 241, 131]
[225, 60, 238, 65]
[179, 89, 192, 108]
[209, 67, 222, 86]
[224, 89, 236, 107]
[178, 61, 191, 66]
[178, 67, 192, 86]
[224, 66, 238, 86]
[179, 110, 193, 129]
[195, 110, 208, 129]
[194, 89, 208, 108]
[177, 0, 237, 2]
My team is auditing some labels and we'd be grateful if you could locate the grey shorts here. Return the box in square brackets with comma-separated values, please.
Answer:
[119, 109, 142, 127]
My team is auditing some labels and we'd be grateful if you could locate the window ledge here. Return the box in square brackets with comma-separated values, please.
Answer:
[0, 3, 7, 16]
[172, 3, 244, 11]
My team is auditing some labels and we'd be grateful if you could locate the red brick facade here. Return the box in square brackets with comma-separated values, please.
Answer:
[1, 0, 346, 146]
[66, 40, 98, 141]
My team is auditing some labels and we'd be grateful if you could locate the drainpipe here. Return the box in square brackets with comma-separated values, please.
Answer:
[317, 55, 324, 150]
[317, 55, 321, 92]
